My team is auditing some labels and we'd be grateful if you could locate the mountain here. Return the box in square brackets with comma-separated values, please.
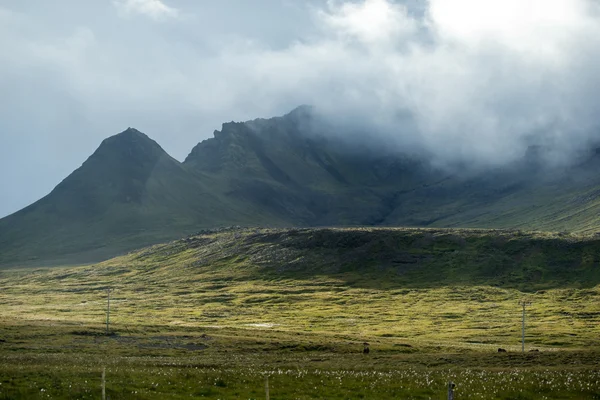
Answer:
[182, 107, 600, 231]
[0, 128, 282, 266]
[183, 107, 438, 226]
[3, 107, 600, 267]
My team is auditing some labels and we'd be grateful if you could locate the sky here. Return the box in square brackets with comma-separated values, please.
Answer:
[1, 0, 600, 217]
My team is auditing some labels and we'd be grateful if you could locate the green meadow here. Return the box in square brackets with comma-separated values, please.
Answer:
[1, 228, 600, 399]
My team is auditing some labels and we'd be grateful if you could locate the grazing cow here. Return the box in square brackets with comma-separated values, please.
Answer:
[363, 342, 370, 354]
[529, 349, 539, 352]
[498, 348, 507, 353]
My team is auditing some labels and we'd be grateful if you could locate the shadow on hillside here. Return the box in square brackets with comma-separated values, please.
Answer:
[243, 228, 600, 292]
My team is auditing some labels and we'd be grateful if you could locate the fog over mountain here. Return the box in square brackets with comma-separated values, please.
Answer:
[1, 0, 600, 217]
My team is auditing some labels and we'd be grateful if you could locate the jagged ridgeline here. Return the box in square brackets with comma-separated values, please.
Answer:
[3, 106, 600, 267]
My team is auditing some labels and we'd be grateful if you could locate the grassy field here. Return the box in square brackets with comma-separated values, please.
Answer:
[1, 227, 600, 399]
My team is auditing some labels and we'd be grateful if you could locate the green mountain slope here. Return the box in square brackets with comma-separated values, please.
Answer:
[184, 107, 600, 232]
[3, 107, 600, 267]
[384, 160, 600, 232]
[0, 129, 284, 266]
[184, 107, 441, 226]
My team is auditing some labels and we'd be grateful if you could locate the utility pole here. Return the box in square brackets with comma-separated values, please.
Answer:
[519, 300, 532, 352]
[106, 288, 113, 335]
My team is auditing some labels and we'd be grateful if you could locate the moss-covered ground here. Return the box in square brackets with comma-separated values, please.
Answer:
[1, 228, 599, 399]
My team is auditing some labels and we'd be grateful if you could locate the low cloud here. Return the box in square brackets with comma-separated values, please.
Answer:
[302, 0, 600, 167]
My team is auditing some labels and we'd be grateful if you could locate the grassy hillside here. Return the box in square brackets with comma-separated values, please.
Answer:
[2, 227, 600, 341]
[104, 226, 600, 291]
[1, 228, 600, 398]
[0, 129, 287, 267]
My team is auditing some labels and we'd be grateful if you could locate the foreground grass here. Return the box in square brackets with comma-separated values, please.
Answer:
[1, 320, 600, 399]
[2, 349, 600, 399]
[1, 228, 600, 398]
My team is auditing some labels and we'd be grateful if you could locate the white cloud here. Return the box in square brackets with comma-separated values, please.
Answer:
[319, 0, 418, 45]
[297, 0, 600, 166]
[429, 0, 592, 59]
[113, 0, 178, 20]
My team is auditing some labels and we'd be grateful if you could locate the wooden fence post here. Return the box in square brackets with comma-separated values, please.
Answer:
[102, 367, 106, 400]
[265, 375, 270, 400]
[447, 381, 455, 400]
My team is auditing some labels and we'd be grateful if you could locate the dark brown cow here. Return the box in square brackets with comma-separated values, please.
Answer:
[363, 342, 370, 354]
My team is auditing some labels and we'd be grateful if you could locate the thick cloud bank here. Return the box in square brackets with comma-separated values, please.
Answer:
[293, 0, 600, 167]
[1, 0, 600, 216]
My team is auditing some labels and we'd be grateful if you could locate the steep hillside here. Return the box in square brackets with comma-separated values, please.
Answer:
[0, 129, 281, 267]
[184, 107, 452, 226]
[185, 107, 600, 232]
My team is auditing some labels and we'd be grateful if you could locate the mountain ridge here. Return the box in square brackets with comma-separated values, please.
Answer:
[3, 107, 600, 267]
